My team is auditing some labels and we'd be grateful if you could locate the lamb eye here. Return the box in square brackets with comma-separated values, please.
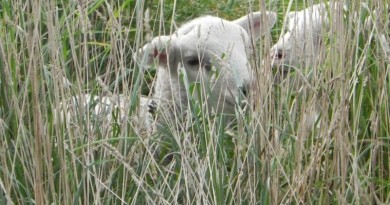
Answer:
[204, 63, 212, 71]
[187, 58, 200, 66]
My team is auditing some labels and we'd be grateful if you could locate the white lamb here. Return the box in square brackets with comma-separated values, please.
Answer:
[270, 2, 380, 73]
[269, 2, 374, 130]
[270, 2, 344, 73]
[268, 2, 343, 130]
[59, 11, 277, 135]
[136, 11, 277, 127]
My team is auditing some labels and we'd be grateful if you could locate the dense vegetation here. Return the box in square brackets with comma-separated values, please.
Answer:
[0, 0, 388, 204]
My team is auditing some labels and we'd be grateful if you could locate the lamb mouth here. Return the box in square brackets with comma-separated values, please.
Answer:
[224, 99, 236, 108]
[224, 96, 247, 112]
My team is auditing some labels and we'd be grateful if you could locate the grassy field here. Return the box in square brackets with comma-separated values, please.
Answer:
[0, 0, 389, 204]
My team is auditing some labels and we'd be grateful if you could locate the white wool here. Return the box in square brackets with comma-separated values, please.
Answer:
[56, 94, 155, 135]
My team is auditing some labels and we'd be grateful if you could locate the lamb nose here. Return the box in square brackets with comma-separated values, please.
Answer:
[270, 49, 284, 59]
[240, 84, 250, 97]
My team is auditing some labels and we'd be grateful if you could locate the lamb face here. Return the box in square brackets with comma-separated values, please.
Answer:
[137, 12, 276, 118]
[270, 3, 335, 73]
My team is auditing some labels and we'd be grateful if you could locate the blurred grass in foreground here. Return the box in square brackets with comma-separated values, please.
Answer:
[0, 0, 389, 204]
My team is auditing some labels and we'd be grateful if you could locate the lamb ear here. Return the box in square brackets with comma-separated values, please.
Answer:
[133, 36, 172, 68]
[233, 11, 277, 40]
[287, 11, 297, 20]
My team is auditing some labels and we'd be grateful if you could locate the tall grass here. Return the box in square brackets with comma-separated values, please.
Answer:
[0, 0, 388, 204]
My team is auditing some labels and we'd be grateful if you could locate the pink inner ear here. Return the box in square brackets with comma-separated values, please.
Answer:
[153, 48, 167, 63]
